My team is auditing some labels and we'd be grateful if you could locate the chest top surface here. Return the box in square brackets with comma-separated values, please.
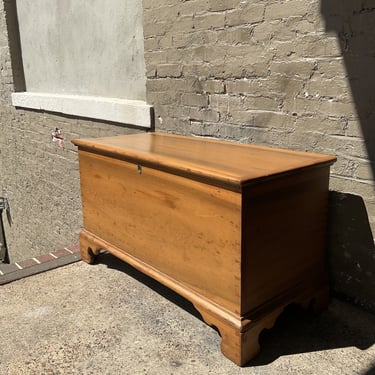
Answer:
[72, 132, 336, 191]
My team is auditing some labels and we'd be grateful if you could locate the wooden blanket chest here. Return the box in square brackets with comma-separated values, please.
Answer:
[72, 132, 336, 366]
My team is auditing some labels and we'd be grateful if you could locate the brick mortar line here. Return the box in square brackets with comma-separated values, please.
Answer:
[32, 257, 41, 264]
[64, 247, 74, 254]
[0, 245, 81, 285]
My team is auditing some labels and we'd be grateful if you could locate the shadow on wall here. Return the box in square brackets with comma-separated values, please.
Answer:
[321, 1, 375, 174]
[3, 0, 25, 91]
[329, 192, 375, 313]
[364, 364, 375, 375]
[321, 2, 375, 314]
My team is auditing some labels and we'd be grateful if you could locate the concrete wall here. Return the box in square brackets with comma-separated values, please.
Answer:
[0, 0, 145, 262]
[1, 0, 374, 313]
[16, 0, 147, 100]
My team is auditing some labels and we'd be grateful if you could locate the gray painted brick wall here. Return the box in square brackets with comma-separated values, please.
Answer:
[0, 0, 374, 313]
[143, 0, 375, 313]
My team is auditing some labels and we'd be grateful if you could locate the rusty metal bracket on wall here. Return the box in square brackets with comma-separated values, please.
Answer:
[0, 197, 12, 264]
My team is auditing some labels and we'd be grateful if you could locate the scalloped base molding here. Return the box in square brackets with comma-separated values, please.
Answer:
[12, 92, 152, 128]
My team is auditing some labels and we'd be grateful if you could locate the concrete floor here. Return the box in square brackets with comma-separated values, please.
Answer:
[1, 253, 375, 375]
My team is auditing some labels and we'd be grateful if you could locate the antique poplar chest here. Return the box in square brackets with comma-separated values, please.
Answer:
[72, 132, 336, 366]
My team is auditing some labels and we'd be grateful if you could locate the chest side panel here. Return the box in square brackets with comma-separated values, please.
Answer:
[241, 167, 331, 315]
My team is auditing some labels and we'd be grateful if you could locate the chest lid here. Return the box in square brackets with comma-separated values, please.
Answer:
[72, 132, 336, 191]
